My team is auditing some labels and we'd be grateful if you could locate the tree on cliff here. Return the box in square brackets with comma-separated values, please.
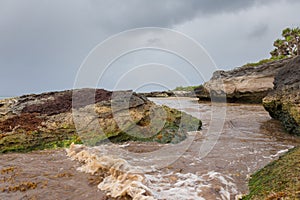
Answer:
[270, 27, 300, 57]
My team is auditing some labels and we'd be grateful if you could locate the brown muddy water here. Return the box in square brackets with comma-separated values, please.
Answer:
[1, 98, 300, 200]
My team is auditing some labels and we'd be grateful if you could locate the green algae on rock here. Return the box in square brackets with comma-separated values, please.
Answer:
[0, 89, 201, 153]
[242, 146, 300, 200]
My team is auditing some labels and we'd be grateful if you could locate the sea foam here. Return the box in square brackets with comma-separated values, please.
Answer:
[67, 143, 156, 200]
[66, 144, 239, 200]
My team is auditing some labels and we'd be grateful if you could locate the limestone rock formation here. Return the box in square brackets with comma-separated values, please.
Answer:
[198, 58, 293, 103]
[0, 89, 201, 153]
[263, 56, 300, 135]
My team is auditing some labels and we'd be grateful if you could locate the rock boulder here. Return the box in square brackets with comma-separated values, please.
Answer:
[0, 89, 201, 153]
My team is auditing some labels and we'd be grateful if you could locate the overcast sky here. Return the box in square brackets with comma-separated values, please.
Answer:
[1, 0, 300, 96]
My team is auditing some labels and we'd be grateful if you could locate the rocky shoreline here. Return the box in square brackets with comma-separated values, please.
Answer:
[0, 89, 201, 153]
[243, 56, 300, 199]
[0, 56, 299, 199]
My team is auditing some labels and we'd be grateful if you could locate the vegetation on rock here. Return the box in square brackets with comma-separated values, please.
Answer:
[270, 27, 300, 58]
[244, 55, 288, 67]
[244, 27, 300, 67]
[242, 146, 300, 200]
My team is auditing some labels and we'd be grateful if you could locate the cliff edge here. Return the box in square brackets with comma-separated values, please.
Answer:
[197, 58, 293, 103]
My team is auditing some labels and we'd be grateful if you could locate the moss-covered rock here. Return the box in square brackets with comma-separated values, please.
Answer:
[263, 101, 300, 135]
[0, 89, 201, 153]
[242, 146, 300, 200]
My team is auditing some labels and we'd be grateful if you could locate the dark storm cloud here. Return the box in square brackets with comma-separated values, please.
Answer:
[0, 0, 299, 95]
[175, 0, 300, 68]
[87, 0, 257, 29]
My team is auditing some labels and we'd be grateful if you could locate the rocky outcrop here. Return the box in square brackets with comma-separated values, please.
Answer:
[140, 90, 196, 98]
[194, 85, 210, 101]
[0, 89, 201, 153]
[139, 91, 175, 98]
[198, 58, 293, 103]
[263, 56, 300, 135]
[173, 90, 197, 97]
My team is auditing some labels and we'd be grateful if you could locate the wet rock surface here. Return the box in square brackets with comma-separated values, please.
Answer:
[0, 89, 201, 153]
[263, 56, 300, 135]
[197, 58, 293, 103]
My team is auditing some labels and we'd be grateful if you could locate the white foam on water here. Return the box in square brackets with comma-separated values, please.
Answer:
[145, 170, 239, 200]
[66, 144, 239, 200]
[145, 172, 206, 200]
[67, 144, 156, 200]
[262, 147, 292, 159]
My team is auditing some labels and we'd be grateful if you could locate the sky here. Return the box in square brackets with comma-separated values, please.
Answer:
[1, 0, 300, 96]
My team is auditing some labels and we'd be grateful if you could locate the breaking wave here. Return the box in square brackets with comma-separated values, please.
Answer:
[66, 144, 238, 200]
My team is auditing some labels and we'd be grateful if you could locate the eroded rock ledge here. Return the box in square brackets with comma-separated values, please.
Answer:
[197, 58, 293, 103]
[263, 56, 300, 136]
[0, 89, 201, 153]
